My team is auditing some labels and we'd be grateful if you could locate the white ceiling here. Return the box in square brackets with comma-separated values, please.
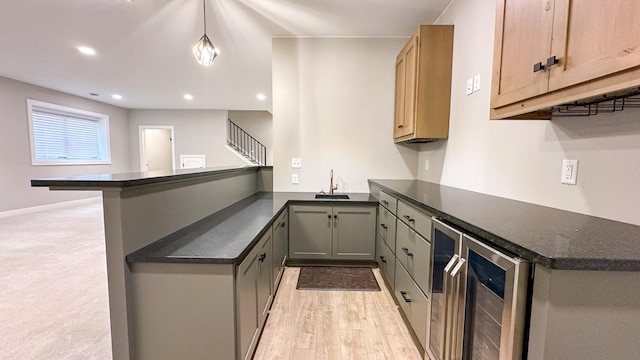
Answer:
[0, 0, 451, 111]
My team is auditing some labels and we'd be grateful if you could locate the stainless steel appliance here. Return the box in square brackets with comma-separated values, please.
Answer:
[427, 218, 530, 360]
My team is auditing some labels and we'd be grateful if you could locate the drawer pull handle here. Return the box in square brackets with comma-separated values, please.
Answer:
[400, 291, 412, 303]
[398, 124, 404, 128]
[403, 215, 415, 223]
[533, 62, 545, 72]
[379, 256, 387, 263]
[380, 223, 388, 229]
[546, 55, 559, 68]
[280, 221, 286, 228]
[258, 253, 266, 262]
[381, 200, 389, 206]
[402, 247, 413, 257]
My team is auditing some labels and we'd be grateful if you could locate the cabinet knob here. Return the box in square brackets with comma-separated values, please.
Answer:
[258, 253, 266, 262]
[400, 291, 412, 303]
[397, 124, 404, 128]
[281, 221, 286, 228]
[402, 247, 414, 257]
[328, 214, 332, 219]
[380, 223, 388, 229]
[533, 62, 545, 72]
[379, 255, 387, 263]
[334, 214, 337, 219]
[403, 215, 415, 223]
[546, 55, 559, 68]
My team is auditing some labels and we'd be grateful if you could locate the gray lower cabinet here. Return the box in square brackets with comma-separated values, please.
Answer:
[377, 204, 397, 253]
[396, 221, 431, 295]
[272, 209, 288, 289]
[237, 230, 273, 360]
[394, 258, 428, 350]
[289, 204, 376, 260]
[376, 233, 395, 289]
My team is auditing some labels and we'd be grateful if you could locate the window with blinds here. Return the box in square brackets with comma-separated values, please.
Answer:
[27, 99, 111, 165]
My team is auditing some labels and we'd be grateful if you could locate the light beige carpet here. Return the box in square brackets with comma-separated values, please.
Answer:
[0, 199, 112, 359]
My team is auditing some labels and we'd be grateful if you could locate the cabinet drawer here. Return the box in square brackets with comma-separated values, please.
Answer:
[379, 191, 398, 215]
[376, 205, 397, 253]
[396, 221, 431, 295]
[376, 234, 395, 290]
[397, 200, 432, 240]
[394, 259, 428, 349]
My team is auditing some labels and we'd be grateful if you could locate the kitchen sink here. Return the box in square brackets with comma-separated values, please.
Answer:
[315, 194, 349, 199]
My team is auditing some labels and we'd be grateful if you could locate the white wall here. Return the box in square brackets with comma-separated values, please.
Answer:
[272, 37, 418, 193]
[0, 76, 130, 212]
[128, 109, 247, 170]
[417, 0, 640, 225]
[228, 110, 273, 165]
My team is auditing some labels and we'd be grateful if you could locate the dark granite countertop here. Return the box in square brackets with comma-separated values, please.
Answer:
[369, 179, 640, 271]
[31, 165, 268, 189]
[126, 191, 376, 265]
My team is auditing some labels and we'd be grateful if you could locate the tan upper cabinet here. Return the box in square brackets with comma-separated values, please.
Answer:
[491, 0, 640, 119]
[394, 25, 454, 143]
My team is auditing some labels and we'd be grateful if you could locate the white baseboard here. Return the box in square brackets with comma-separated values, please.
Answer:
[0, 197, 102, 219]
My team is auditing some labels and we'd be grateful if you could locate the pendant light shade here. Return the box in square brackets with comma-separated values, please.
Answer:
[193, 0, 218, 66]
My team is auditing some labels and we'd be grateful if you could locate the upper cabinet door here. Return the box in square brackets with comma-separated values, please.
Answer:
[394, 36, 418, 139]
[491, 0, 555, 108]
[548, 0, 640, 91]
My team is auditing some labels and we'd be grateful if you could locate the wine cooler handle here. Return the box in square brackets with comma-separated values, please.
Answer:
[450, 258, 466, 278]
[444, 254, 459, 274]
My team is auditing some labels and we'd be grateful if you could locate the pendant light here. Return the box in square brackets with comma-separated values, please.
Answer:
[193, 0, 218, 66]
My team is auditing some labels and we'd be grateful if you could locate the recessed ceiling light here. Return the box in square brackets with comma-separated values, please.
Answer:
[77, 46, 96, 56]
[184, 94, 194, 100]
[112, 94, 123, 100]
[257, 93, 267, 101]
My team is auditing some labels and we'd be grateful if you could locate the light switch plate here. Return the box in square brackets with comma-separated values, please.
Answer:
[466, 78, 473, 95]
[291, 174, 299, 184]
[473, 74, 481, 92]
[291, 158, 302, 168]
[561, 159, 578, 185]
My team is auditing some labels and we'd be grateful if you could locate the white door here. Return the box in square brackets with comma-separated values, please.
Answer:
[141, 128, 174, 171]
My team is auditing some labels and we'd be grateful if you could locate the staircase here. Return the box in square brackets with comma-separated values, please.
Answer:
[227, 118, 267, 166]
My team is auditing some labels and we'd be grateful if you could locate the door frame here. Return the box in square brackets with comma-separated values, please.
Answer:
[138, 125, 176, 171]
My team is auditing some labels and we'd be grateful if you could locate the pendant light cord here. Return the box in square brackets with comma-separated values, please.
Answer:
[202, 0, 207, 34]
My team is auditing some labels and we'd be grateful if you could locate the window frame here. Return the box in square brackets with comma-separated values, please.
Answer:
[26, 99, 112, 166]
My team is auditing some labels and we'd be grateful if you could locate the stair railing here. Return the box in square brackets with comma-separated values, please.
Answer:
[227, 119, 266, 166]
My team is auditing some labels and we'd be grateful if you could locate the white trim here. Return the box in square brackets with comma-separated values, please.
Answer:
[26, 99, 112, 166]
[0, 197, 102, 219]
[138, 125, 176, 171]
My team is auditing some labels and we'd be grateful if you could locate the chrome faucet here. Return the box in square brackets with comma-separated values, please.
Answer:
[329, 169, 338, 194]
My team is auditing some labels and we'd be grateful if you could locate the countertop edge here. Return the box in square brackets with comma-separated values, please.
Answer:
[31, 166, 262, 189]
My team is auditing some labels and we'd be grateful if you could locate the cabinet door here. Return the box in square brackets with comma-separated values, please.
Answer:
[332, 205, 376, 260]
[394, 35, 418, 139]
[376, 233, 395, 289]
[272, 211, 288, 289]
[491, 0, 555, 108]
[548, 0, 640, 91]
[289, 205, 332, 259]
[257, 232, 272, 326]
[236, 252, 259, 360]
[377, 205, 397, 253]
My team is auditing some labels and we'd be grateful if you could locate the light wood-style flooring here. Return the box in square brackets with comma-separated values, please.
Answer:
[254, 267, 423, 360]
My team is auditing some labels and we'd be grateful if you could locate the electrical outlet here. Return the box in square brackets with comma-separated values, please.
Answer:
[291, 158, 301, 168]
[473, 74, 481, 92]
[292, 174, 299, 184]
[466, 78, 473, 95]
[561, 159, 578, 185]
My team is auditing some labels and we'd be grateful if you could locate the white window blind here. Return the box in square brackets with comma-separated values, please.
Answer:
[27, 100, 111, 165]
